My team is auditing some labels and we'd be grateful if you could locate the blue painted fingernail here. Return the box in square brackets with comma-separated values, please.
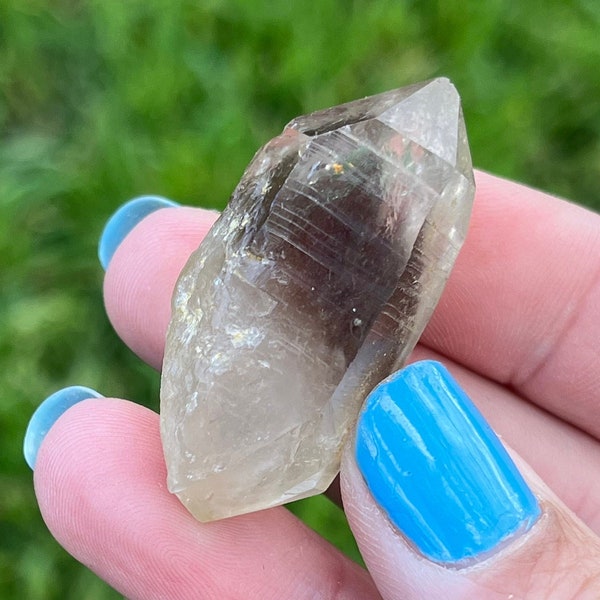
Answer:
[98, 195, 179, 270]
[24, 386, 104, 470]
[356, 360, 540, 565]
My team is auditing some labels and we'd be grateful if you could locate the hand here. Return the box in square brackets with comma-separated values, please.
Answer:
[26, 171, 600, 598]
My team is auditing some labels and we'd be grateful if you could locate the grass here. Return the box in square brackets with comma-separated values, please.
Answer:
[1, 1, 599, 597]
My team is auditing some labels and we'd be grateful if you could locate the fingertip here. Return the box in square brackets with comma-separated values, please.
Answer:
[32, 398, 166, 558]
[102, 206, 219, 369]
[98, 196, 180, 271]
[24, 386, 104, 470]
[354, 360, 539, 565]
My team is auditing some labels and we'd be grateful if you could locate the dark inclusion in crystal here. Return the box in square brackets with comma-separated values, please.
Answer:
[160, 77, 475, 522]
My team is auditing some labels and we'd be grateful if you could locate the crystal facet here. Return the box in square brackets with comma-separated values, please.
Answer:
[160, 77, 475, 522]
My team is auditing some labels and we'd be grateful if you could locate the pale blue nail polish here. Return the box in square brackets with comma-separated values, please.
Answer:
[98, 195, 179, 270]
[356, 360, 540, 565]
[24, 386, 104, 470]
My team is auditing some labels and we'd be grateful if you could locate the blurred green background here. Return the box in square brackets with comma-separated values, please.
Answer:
[1, 1, 598, 597]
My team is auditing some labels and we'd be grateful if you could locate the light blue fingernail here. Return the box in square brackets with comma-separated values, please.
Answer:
[98, 195, 179, 270]
[24, 386, 104, 470]
[356, 360, 540, 565]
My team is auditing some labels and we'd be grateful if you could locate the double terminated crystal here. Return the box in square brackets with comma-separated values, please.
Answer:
[160, 77, 475, 521]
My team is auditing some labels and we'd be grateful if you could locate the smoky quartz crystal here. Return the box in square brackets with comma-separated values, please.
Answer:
[160, 77, 475, 521]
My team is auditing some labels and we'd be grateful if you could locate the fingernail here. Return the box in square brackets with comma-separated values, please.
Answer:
[98, 195, 179, 270]
[24, 386, 104, 470]
[355, 360, 540, 565]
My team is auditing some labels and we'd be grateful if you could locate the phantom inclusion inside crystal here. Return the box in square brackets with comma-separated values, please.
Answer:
[160, 77, 475, 522]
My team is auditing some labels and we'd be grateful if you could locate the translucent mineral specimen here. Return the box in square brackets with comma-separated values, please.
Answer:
[160, 77, 475, 521]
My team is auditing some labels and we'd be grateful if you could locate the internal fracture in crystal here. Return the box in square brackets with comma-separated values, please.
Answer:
[160, 77, 475, 521]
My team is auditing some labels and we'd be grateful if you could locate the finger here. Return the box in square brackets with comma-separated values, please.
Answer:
[342, 360, 600, 600]
[422, 170, 600, 436]
[103, 205, 218, 369]
[34, 398, 378, 600]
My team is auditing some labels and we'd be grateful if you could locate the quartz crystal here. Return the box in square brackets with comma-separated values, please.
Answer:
[160, 77, 475, 521]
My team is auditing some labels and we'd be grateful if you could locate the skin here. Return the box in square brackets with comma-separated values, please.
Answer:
[34, 171, 600, 598]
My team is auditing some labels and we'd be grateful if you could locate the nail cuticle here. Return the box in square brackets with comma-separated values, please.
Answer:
[450, 508, 546, 572]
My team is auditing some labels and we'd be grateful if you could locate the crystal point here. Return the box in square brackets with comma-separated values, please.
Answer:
[160, 78, 475, 521]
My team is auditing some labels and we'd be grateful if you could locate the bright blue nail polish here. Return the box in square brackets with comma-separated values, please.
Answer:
[98, 195, 179, 270]
[356, 360, 540, 565]
[23, 386, 104, 470]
